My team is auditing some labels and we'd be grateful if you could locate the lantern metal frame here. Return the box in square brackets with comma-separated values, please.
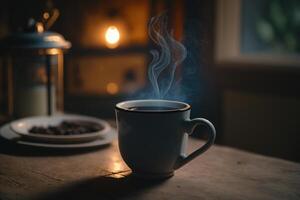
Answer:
[0, 28, 70, 119]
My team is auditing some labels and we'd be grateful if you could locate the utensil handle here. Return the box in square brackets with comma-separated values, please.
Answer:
[174, 118, 216, 169]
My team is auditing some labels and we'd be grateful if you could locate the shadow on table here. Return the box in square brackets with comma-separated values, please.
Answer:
[32, 174, 168, 200]
[0, 137, 111, 157]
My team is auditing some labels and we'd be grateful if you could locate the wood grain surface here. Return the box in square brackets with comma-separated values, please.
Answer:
[0, 128, 300, 200]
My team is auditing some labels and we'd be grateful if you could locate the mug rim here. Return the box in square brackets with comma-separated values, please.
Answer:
[115, 99, 191, 113]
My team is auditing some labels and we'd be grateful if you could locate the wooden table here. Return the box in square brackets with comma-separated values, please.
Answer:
[0, 129, 300, 200]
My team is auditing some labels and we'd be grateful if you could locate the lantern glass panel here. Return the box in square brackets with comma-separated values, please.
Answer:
[10, 50, 63, 118]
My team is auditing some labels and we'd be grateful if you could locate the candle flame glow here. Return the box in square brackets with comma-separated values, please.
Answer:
[105, 26, 120, 48]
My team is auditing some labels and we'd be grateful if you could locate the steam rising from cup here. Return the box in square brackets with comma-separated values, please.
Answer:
[148, 14, 187, 99]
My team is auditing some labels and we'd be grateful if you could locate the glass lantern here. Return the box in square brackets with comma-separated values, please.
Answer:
[0, 21, 71, 119]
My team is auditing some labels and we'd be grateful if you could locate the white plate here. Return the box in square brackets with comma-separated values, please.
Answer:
[0, 123, 117, 149]
[10, 115, 111, 144]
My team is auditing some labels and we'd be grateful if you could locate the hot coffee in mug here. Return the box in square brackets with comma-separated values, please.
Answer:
[115, 99, 216, 179]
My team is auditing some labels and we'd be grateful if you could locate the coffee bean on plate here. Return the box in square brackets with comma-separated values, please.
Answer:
[29, 120, 104, 135]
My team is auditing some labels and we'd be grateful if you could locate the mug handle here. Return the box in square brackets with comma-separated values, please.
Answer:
[174, 118, 216, 169]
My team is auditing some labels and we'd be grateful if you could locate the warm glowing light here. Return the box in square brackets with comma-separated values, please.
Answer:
[105, 26, 120, 48]
[47, 48, 61, 55]
[106, 153, 128, 178]
[36, 22, 44, 33]
[106, 82, 119, 95]
[43, 12, 50, 19]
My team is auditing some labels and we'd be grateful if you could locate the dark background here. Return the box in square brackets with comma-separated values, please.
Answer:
[0, 0, 299, 162]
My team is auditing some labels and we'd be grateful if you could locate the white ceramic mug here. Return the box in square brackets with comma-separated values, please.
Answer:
[115, 99, 216, 178]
